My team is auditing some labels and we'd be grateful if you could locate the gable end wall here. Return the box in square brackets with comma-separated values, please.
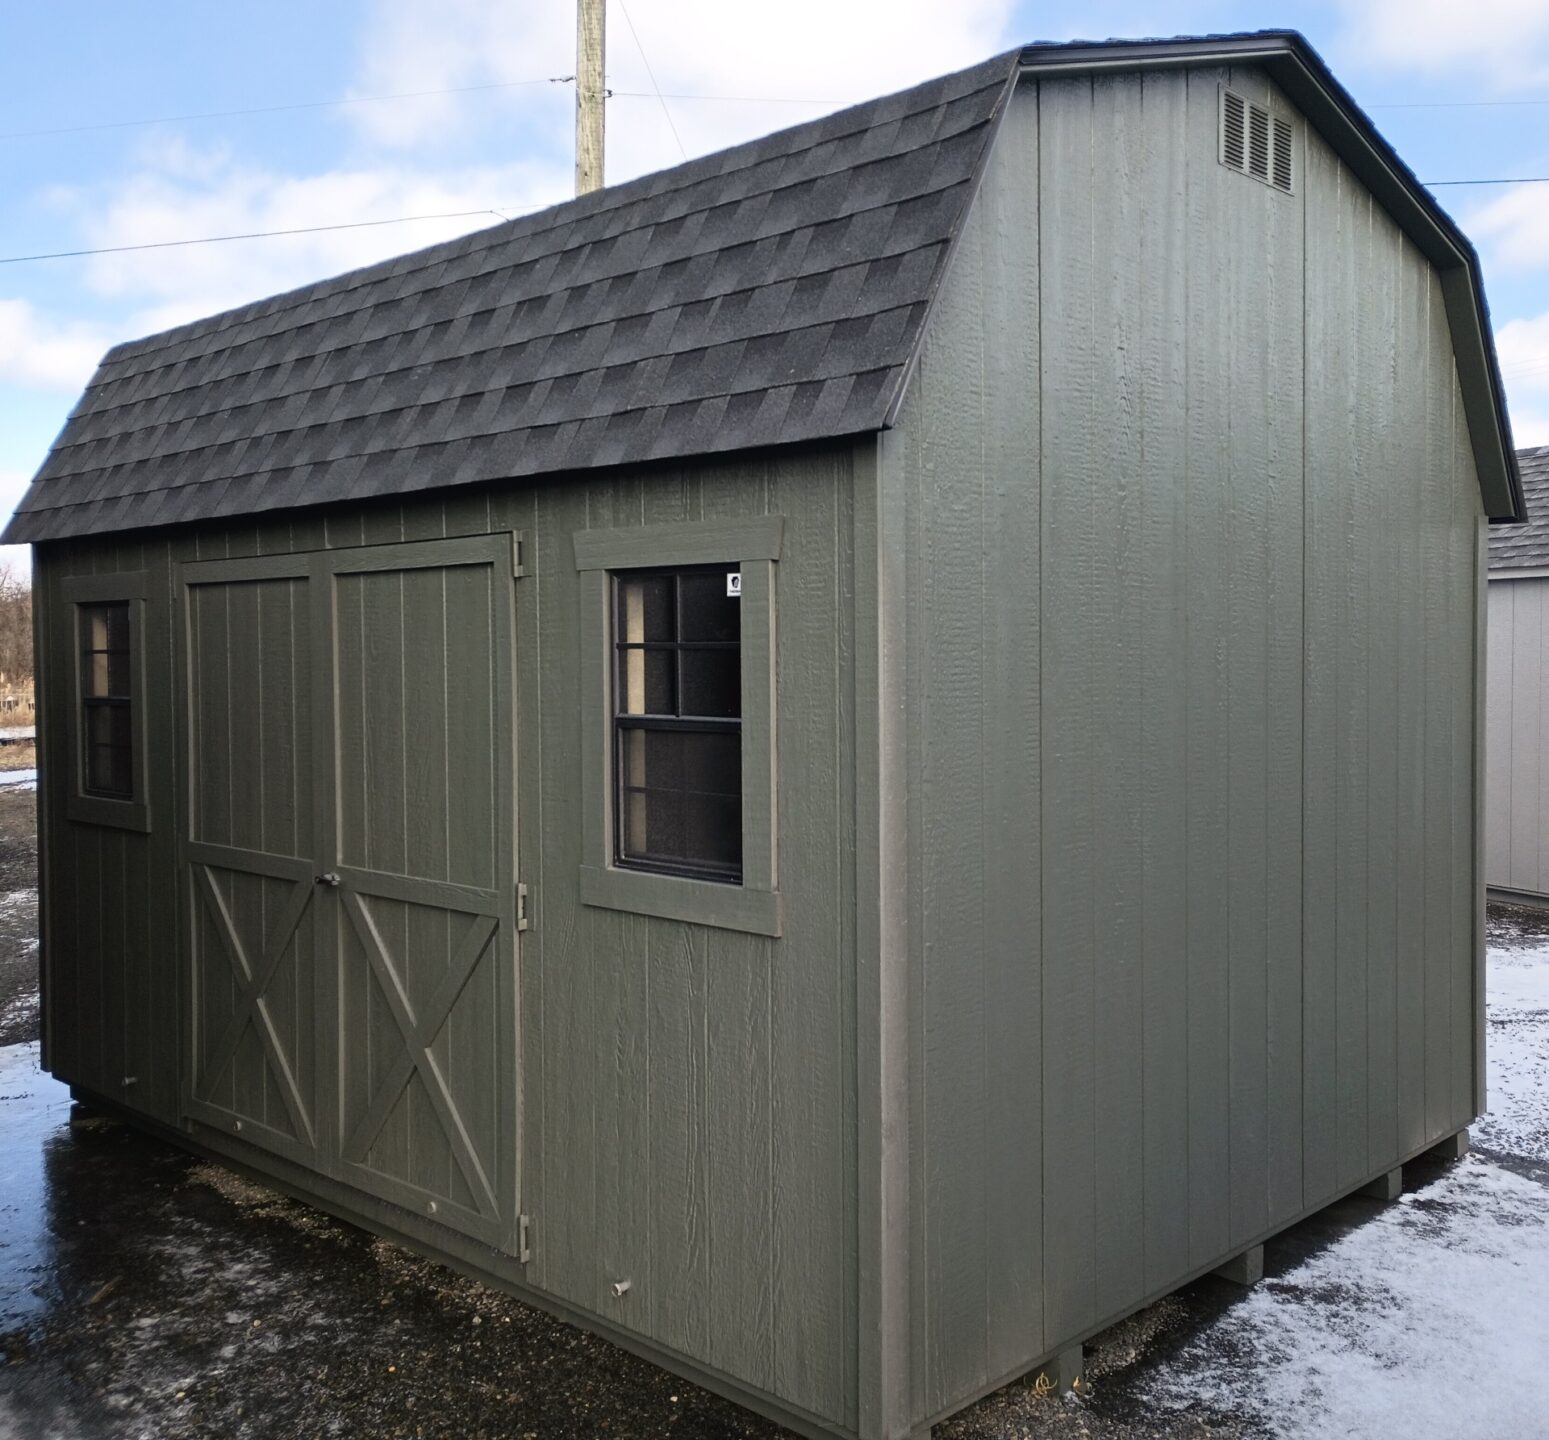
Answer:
[887, 63, 1484, 1427]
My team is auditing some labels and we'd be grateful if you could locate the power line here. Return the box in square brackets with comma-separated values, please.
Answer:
[624, 90, 850, 104]
[0, 78, 572, 142]
[1371, 98, 1549, 109]
[6, 165, 1549, 265]
[615, 0, 687, 161]
[0, 81, 851, 143]
[0, 208, 519, 265]
[1502, 352, 1549, 378]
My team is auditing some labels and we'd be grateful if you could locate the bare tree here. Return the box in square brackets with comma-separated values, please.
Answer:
[0, 562, 33, 696]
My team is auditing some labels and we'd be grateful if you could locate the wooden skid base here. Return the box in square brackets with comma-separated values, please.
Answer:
[1426, 1128, 1469, 1162]
[1212, 1245, 1264, 1288]
[1033, 1344, 1084, 1394]
[1357, 1166, 1403, 1201]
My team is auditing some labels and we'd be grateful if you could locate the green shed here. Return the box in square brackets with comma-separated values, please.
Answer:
[5, 31, 1520, 1440]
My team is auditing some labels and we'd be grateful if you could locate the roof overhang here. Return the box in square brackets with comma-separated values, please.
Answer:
[1018, 32, 1524, 523]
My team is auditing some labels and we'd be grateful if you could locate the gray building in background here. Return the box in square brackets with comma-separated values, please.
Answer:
[1487, 447, 1549, 902]
[4, 32, 1521, 1440]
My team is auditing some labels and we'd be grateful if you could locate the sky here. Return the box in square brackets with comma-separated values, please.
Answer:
[6, 0, 1549, 569]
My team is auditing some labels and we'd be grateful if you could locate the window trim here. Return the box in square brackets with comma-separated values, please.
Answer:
[574, 516, 781, 937]
[61, 572, 151, 832]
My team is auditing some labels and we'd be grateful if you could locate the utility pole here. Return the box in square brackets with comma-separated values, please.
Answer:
[575, 0, 605, 195]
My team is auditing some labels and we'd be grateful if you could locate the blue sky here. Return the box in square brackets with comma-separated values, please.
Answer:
[6, 0, 1549, 566]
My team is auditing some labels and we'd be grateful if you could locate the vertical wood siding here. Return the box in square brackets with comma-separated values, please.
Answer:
[1485, 576, 1549, 898]
[37, 534, 176, 1121]
[892, 67, 1484, 1425]
[35, 452, 858, 1431]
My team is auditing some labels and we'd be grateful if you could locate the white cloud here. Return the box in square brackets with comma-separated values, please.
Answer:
[1508, 405, 1549, 447]
[1493, 309, 1549, 445]
[0, 299, 113, 393]
[349, 0, 1015, 181]
[1333, 0, 1549, 87]
[44, 147, 572, 340]
[346, 0, 575, 149]
[1468, 185, 1549, 274]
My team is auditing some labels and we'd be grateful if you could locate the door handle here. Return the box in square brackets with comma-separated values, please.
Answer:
[314, 872, 342, 887]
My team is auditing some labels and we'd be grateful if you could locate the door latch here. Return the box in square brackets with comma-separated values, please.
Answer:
[314, 872, 342, 887]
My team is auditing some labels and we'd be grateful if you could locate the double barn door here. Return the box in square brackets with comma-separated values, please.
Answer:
[178, 536, 519, 1251]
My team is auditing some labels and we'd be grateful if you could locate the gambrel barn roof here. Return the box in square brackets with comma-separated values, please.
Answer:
[5, 31, 1523, 543]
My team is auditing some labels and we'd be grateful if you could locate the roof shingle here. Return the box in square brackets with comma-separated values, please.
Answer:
[1489, 447, 1549, 571]
[6, 51, 1018, 542]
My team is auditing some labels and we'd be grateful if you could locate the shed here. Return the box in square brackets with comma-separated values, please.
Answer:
[6, 32, 1518, 1440]
[1486, 445, 1549, 902]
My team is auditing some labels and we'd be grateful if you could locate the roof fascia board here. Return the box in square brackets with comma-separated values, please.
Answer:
[1017, 37, 1294, 75]
[1438, 266, 1519, 524]
[1261, 47, 1520, 522]
[1017, 35, 1523, 522]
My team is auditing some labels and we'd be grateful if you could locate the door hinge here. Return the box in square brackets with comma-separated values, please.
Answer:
[517, 1213, 532, 1263]
[515, 882, 530, 931]
[511, 530, 526, 578]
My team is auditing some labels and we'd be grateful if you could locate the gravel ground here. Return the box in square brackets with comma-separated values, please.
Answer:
[0, 768, 1543, 1439]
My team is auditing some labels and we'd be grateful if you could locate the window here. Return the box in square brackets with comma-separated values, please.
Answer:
[614, 567, 743, 882]
[574, 515, 782, 936]
[79, 601, 133, 798]
[62, 572, 150, 831]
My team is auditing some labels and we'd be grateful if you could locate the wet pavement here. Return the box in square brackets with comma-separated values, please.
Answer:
[0, 1043, 790, 1440]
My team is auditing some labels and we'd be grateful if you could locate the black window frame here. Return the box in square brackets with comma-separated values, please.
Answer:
[611, 564, 743, 885]
[78, 599, 134, 800]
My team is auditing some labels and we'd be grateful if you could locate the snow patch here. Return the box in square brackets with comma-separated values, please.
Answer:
[1478, 930, 1549, 1163]
[1145, 1157, 1549, 1438]
[1137, 923, 1549, 1438]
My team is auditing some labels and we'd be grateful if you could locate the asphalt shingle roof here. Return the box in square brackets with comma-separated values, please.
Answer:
[8, 32, 1523, 539]
[1489, 447, 1549, 571]
[4, 52, 1019, 542]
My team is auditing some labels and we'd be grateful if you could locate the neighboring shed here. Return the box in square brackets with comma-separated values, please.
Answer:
[5, 32, 1518, 1440]
[1486, 445, 1549, 902]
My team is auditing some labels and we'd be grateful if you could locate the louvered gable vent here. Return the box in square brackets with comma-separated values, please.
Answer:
[1220, 86, 1294, 194]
